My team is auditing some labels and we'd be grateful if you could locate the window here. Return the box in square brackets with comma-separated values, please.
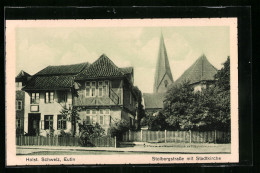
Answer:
[105, 109, 110, 114]
[57, 115, 66, 130]
[85, 109, 98, 125]
[16, 82, 22, 90]
[99, 115, 104, 125]
[16, 100, 22, 110]
[92, 109, 97, 124]
[91, 82, 96, 96]
[85, 82, 90, 97]
[44, 115, 53, 130]
[58, 91, 67, 103]
[31, 92, 40, 104]
[98, 81, 109, 97]
[45, 91, 54, 103]
[85, 116, 91, 125]
[86, 82, 96, 97]
[91, 88, 96, 96]
[16, 119, 21, 128]
[98, 82, 103, 97]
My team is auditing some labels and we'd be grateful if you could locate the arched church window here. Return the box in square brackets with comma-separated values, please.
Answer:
[164, 80, 168, 87]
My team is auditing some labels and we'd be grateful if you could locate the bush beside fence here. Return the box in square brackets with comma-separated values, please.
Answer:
[122, 130, 230, 143]
[16, 136, 116, 147]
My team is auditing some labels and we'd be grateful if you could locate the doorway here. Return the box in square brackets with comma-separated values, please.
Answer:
[28, 113, 40, 136]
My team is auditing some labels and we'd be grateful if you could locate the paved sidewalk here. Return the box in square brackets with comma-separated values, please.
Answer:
[17, 143, 231, 155]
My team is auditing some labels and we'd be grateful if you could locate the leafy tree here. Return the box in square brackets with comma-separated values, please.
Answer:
[163, 80, 199, 130]
[162, 57, 230, 131]
[78, 123, 105, 146]
[132, 86, 145, 129]
[60, 106, 80, 136]
[140, 111, 169, 130]
[108, 119, 132, 141]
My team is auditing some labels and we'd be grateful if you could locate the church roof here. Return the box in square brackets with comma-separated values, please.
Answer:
[153, 34, 174, 92]
[174, 54, 218, 85]
[143, 93, 165, 109]
[75, 54, 133, 80]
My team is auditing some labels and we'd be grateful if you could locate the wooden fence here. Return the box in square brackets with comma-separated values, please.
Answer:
[122, 130, 230, 143]
[16, 136, 117, 147]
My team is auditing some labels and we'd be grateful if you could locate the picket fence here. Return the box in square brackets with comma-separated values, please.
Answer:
[122, 130, 230, 143]
[16, 136, 117, 147]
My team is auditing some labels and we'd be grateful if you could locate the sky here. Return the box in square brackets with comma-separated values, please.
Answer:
[15, 25, 230, 93]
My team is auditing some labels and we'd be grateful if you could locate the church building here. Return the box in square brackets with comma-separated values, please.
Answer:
[143, 34, 174, 115]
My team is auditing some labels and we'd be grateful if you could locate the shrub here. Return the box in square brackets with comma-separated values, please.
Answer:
[108, 120, 131, 141]
[78, 123, 105, 146]
[58, 130, 72, 137]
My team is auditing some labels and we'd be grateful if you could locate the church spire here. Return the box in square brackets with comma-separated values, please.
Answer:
[153, 33, 174, 93]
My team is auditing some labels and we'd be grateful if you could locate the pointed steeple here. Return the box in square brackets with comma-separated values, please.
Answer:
[153, 33, 174, 93]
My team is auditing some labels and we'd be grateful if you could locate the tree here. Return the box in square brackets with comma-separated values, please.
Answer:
[78, 123, 105, 146]
[140, 111, 169, 130]
[60, 106, 80, 136]
[162, 57, 230, 131]
[132, 86, 145, 129]
[163, 80, 199, 130]
[108, 119, 131, 141]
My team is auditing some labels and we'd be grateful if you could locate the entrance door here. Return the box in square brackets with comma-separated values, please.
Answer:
[28, 113, 40, 136]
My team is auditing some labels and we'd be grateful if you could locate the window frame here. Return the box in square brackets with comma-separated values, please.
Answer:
[58, 91, 67, 103]
[45, 91, 54, 103]
[57, 115, 67, 130]
[16, 100, 22, 110]
[85, 81, 96, 97]
[31, 92, 40, 104]
[44, 115, 54, 130]
[16, 119, 21, 128]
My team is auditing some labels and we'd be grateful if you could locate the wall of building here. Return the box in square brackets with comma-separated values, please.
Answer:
[24, 91, 73, 136]
[73, 79, 123, 106]
[76, 107, 122, 135]
[123, 83, 137, 115]
[16, 91, 25, 134]
[156, 74, 173, 93]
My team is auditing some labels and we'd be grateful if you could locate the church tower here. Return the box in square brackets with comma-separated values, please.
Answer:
[153, 33, 174, 93]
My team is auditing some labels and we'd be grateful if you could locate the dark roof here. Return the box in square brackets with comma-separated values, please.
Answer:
[154, 34, 174, 92]
[174, 54, 218, 85]
[143, 93, 165, 109]
[23, 62, 89, 90]
[35, 62, 89, 76]
[75, 54, 133, 80]
[120, 67, 133, 75]
[16, 70, 31, 79]
[23, 75, 75, 90]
